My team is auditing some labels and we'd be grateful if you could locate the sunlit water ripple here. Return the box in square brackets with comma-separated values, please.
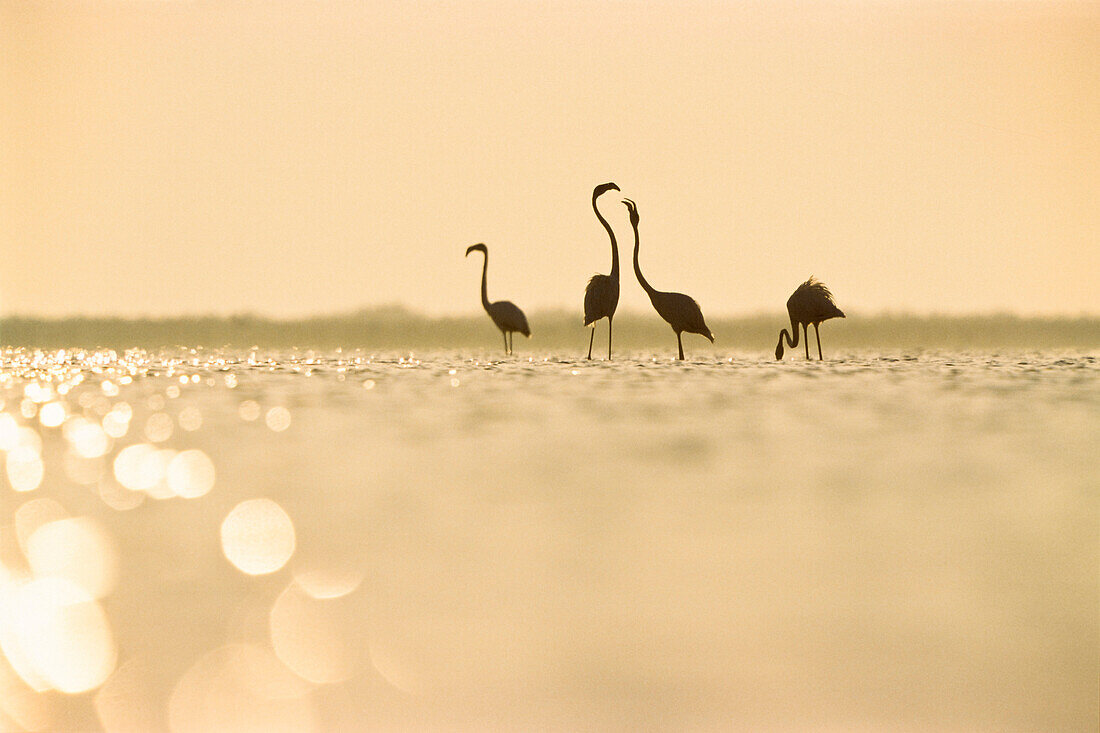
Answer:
[0, 348, 1096, 731]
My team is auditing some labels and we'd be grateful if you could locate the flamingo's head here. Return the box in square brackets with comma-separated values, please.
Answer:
[775, 336, 785, 361]
[465, 243, 487, 257]
[622, 198, 639, 226]
[594, 182, 620, 198]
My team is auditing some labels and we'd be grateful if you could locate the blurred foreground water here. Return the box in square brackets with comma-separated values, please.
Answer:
[0, 348, 1096, 732]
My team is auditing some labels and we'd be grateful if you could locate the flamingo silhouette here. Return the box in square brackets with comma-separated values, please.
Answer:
[624, 198, 714, 360]
[775, 277, 845, 360]
[583, 181, 622, 360]
[465, 243, 530, 355]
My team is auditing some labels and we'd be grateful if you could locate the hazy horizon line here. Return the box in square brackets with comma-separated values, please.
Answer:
[3, 303, 1099, 323]
[3, 309, 1098, 351]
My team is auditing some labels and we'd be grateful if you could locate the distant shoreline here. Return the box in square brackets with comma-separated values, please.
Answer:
[3, 309, 1098, 350]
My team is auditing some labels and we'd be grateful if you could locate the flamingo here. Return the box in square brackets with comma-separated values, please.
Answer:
[775, 277, 845, 360]
[465, 243, 530, 355]
[623, 198, 714, 360]
[583, 181, 622, 360]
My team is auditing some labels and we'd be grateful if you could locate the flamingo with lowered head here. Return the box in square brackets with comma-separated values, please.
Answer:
[623, 198, 714, 360]
[775, 277, 845, 360]
[583, 181, 622, 359]
[465, 243, 530, 355]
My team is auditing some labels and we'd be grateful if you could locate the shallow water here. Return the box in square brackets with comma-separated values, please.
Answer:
[0, 348, 1097, 732]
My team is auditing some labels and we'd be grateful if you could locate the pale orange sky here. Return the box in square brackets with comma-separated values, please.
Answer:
[2, 0, 1097, 317]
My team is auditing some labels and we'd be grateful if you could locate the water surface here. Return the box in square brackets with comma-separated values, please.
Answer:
[1, 349, 1096, 731]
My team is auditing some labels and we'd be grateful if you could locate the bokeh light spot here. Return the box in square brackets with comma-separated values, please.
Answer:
[65, 416, 111, 458]
[113, 444, 159, 492]
[269, 583, 359, 684]
[238, 400, 261, 421]
[177, 406, 202, 432]
[39, 401, 66, 428]
[102, 409, 131, 439]
[14, 498, 68, 556]
[144, 413, 174, 443]
[0, 413, 19, 449]
[26, 517, 118, 599]
[7, 578, 116, 694]
[166, 450, 215, 499]
[7, 446, 44, 492]
[265, 407, 291, 432]
[221, 499, 296, 575]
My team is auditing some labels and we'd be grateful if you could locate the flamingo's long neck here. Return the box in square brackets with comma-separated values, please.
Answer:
[478, 251, 491, 312]
[594, 194, 618, 280]
[631, 219, 656, 297]
[777, 317, 800, 354]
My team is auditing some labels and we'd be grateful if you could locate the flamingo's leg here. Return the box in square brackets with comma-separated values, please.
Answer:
[814, 323, 823, 360]
[587, 327, 595, 360]
[607, 318, 613, 361]
[803, 324, 810, 359]
[677, 331, 685, 361]
[503, 331, 508, 355]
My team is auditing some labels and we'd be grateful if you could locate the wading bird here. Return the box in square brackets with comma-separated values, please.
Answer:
[624, 198, 714, 360]
[583, 181, 622, 359]
[465, 243, 530, 355]
[775, 277, 845, 360]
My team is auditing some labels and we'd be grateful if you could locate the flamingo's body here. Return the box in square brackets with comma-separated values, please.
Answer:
[465, 243, 530, 355]
[775, 277, 845, 360]
[623, 198, 714, 360]
[583, 182, 621, 359]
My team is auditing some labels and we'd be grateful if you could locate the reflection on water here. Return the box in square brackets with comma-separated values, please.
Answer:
[0, 347, 1096, 731]
[221, 499, 296, 576]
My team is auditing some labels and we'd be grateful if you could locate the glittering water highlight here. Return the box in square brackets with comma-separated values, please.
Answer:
[0, 347, 1096, 731]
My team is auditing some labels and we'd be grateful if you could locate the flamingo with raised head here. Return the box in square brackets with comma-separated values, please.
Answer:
[623, 198, 714, 360]
[583, 181, 622, 360]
